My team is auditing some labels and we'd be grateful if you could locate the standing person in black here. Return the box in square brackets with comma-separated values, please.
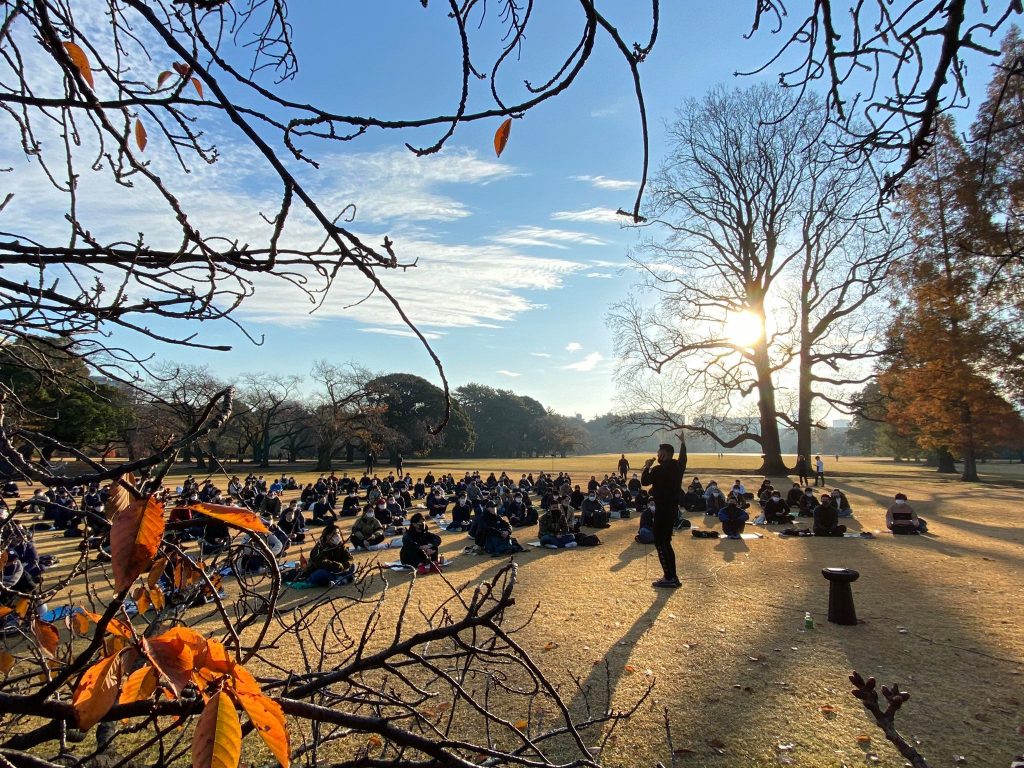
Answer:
[617, 454, 630, 481]
[640, 442, 686, 589]
[365, 450, 376, 476]
[795, 455, 810, 486]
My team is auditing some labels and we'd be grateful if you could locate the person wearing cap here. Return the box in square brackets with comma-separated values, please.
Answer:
[886, 493, 927, 534]
[538, 501, 577, 549]
[350, 506, 387, 550]
[812, 493, 846, 536]
[400, 512, 443, 571]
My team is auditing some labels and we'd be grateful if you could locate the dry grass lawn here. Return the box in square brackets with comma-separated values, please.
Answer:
[12, 454, 1024, 767]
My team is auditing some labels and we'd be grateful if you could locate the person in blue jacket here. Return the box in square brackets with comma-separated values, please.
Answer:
[718, 498, 749, 539]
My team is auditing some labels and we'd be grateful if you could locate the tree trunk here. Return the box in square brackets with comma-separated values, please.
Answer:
[752, 337, 787, 475]
[960, 402, 980, 482]
[936, 447, 956, 473]
[345, 442, 355, 463]
[796, 338, 813, 463]
[316, 444, 333, 471]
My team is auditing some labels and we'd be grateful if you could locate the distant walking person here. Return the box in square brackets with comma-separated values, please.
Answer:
[617, 453, 630, 481]
[394, 452, 404, 476]
[641, 442, 686, 589]
[365, 450, 376, 476]
[795, 455, 810, 486]
[814, 455, 825, 487]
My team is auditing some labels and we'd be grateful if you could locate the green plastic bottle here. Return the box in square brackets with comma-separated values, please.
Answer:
[804, 612, 814, 630]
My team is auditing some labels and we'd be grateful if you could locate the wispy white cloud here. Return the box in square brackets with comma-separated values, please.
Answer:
[590, 259, 621, 268]
[359, 327, 443, 340]
[496, 370, 521, 377]
[571, 175, 637, 191]
[530, 352, 552, 358]
[585, 272, 614, 279]
[490, 226, 607, 250]
[563, 352, 604, 372]
[551, 207, 625, 225]
[590, 105, 621, 118]
[564, 342, 583, 353]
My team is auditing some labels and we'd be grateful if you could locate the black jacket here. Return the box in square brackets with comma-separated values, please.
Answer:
[641, 458, 684, 520]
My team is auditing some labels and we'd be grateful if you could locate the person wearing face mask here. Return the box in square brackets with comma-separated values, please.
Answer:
[449, 492, 475, 532]
[506, 493, 537, 528]
[311, 494, 337, 525]
[350, 506, 387, 550]
[400, 513, 444, 572]
[609, 489, 629, 519]
[341, 490, 361, 517]
[703, 482, 726, 516]
[886, 493, 927, 534]
[580, 491, 610, 528]
[278, 501, 306, 543]
[635, 499, 657, 544]
[302, 524, 355, 587]
[812, 493, 846, 536]
[480, 501, 523, 556]
[762, 490, 793, 524]
[798, 486, 818, 517]
[426, 487, 449, 519]
[538, 500, 578, 548]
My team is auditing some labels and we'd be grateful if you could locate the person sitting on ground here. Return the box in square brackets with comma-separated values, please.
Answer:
[538, 501, 577, 548]
[2, 479, 20, 498]
[448, 491, 475, 531]
[238, 523, 287, 575]
[480, 502, 523, 556]
[731, 479, 747, 498]
[278, 501, 306, 543]
[830, 488, 853, 518]
[340, 490, 361, 517]
[580, 491, 610, 528]
[762, 490, 794, 524]
[682, 477, 705, 512]
[197, 513, 231, 554]
[718, 498, 749, 539]
[505, 492, 537, 528]
[3, 522, 42, 594]
[400, 512, 444, 572]
[609, 489, 629, 518]
[301, 524, 355, 587]
[627, 472, 642, 500]
[886, 493, 928, 534]
[812, 493, 846, 536]
[756, 479, 773, 501]
[569, 485, 585, 510]
[704, 482, 726, 516]
[310, 494, 337, 525]
[635, 498, 656, 544]
[426, 488, 449, 518]
[262, 489, 282, 519]
[350, 506, 387, 550]
[798, 486, 818, 517]
[786, 482, 804, 508]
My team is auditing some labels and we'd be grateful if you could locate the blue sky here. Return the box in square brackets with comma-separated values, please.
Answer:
[3, 2, 1001, 418]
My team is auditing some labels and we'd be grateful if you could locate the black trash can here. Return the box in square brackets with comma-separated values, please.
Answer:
[821, 567, 860, 625]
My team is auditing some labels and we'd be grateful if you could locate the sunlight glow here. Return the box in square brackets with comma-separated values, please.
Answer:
[723, 310, 764, 348]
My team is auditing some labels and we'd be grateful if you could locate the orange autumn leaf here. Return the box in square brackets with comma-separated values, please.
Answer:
[367, 734, 383, 748]
[106, 475, 135, 520]
[61, 41, 94, 89]
[237, 692, 289, 767]
[110, 497, 165, 592]
[33, 618, 59, 658]
[172, 62, 191, 78]
[119, 664, 158, 705]
[514, 719, 528, 730]
[146, 628, 207, 696]
[157, 70, 173, 88]
[0, 651, 14, 673]
[148, 556, 168, 590]
[71, 611, 90, 636]
[81, 611, 135, 640]
[0, 607, 11, 620]
[135, 119, 147, 152]
[13, 598, 30, 617]
[72, 650, 127, 730]
[150, 585, 165, 612]
[0, 550, 7, 572]
[493, 117, 512, 158]
[191, 77, 204, 99]
[192, 691, 242, 768]
[189, 503, 267, 534]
